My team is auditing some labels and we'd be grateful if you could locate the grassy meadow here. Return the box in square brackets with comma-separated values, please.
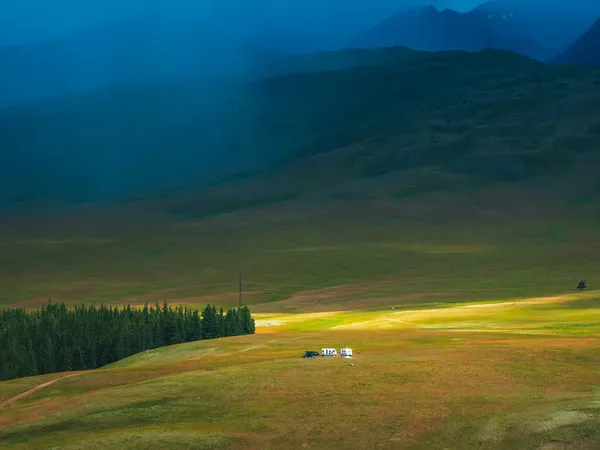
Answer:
[0, 317, 599, 449]
[1, 195, 600, 449]
[1, 192, 599, 312]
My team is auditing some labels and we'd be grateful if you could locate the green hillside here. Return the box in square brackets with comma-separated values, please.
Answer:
[239, 49, 600, 177]
[0, 46, 419, 205]
[3, 47, 600, 207]
[1, 47, 600, 449]
[1, 48, 600, 308]
[150, 50, 600, 220]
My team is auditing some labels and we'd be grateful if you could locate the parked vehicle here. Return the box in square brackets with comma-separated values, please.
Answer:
[340, 348, 353, 358]
[321, 348, 337, 357]
[302, 351, 319, 358]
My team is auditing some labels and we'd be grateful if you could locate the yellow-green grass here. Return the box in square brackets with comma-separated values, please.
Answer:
[1, 291, 600, 449]
[1, 332, 599, 449]
[1, 191, 600, 447]
[0, 198, 598, 312]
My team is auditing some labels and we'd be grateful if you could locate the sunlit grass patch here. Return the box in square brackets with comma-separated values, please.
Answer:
[105, 344, 220, 369]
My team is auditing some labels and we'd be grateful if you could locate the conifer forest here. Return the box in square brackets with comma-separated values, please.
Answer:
[0, 302, 256, 381]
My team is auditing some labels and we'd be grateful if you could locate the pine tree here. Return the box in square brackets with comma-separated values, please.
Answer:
[240, 307, 256, 335]
[39, 334, 55, 374]
[218, 307, 226, 338]
[225, 309, 242, 336]
[25, 339, 38, 376]
[202, 305, 219, 339]
[164, 315, 182, 346]
[190, 310, 202, 341]
[57, 346, 73, 372]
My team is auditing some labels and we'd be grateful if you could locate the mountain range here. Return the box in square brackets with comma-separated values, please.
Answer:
[4, 1, 600, 107]
[2, 1, 600, 212]
[0, 9, 450, 108]
[553, 19, 600, 67]
[473, 0, 600, 50]
[0, 46, 422, 206]
[2, 45, 600, 213]
[347, 5, 551, 61]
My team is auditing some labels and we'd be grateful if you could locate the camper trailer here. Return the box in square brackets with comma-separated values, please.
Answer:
[321, 348, 337, 357]
[340, 348, 353, 358]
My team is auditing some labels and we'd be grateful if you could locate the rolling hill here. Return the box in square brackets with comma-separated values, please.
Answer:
[346, 5, 551, 61]
[3, 46, 600, 210]
[147, 48, 600, 222]
[553, 19, 600, 67]
[0, 45, 423, 207]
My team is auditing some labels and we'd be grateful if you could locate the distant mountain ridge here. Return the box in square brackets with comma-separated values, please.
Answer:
[0, 19, 262, 108]
[2, 46, 600, 210]
[347, 5, 551, 61]
[553, 19, 600, 67]
[0, 1, 459, 106]
[0, 14, 437, 108]
[473, 0, 600, 50]
[0, 45, 419, 205]
[0, 27, 424, 109]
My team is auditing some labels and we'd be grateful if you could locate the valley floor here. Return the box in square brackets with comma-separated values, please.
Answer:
[1, 291, 599, 449]
[1, 198, 600, 448]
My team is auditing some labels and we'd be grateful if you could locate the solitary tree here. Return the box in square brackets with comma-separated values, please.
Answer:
[577, 280, 587, 291]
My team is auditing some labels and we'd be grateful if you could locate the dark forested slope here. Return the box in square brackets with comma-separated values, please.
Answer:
[2, 47, 600, 211]
[553, 19, 600, 67]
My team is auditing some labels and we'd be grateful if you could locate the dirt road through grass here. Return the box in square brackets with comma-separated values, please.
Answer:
[0, 372, 83, 409]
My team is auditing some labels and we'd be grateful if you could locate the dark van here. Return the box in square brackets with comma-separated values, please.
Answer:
[302, 351, 319, 358]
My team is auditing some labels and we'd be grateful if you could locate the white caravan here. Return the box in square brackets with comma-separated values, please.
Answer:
[321, 348, 337, 357]
[340, 348, 353, 358]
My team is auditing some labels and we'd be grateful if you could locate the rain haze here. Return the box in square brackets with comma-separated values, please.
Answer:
[1, 0, 599, 205]
[0, 1, 485, 46]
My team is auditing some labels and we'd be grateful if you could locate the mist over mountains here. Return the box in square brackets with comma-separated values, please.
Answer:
[0, 0, 479, 48]
[1, 1, 599, 107]
[346, 5, 551, 61]
[0, 1, 479, 107]
[1, 0, 600, 211]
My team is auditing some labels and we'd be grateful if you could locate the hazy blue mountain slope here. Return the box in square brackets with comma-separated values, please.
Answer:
[0, 1, 453, 106]
[157, 50, 600, 218]
[0, 19, 427, 108]
[3, 46, 600, 212]
[347, 5, 550, 61]
[0, 19, 260, 107]
[0, 46, 420, 206]
[473, 0, 600, 50]
[553, 19, 600, 67]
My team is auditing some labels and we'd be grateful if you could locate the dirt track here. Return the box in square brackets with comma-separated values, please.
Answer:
[0, 372, 83, 409]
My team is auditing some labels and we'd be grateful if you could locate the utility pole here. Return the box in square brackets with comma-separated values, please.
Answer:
[238, 272, 243, 308]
